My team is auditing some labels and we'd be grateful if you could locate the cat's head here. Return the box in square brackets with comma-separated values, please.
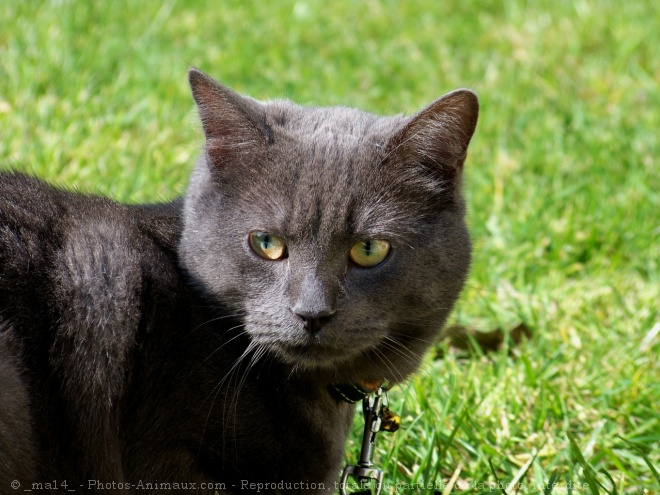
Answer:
[180, 69, 478, 385]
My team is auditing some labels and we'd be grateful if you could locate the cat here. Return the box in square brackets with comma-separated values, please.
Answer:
[0, 68, 478, 494]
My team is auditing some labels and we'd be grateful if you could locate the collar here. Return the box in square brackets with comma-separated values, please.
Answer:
[329, 379, 384, 404]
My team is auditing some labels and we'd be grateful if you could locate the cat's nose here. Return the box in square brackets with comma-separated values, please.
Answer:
[293, 309, 335, 335]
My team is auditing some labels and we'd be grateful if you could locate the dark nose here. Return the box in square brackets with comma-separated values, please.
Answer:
[294, 310, 335, 335]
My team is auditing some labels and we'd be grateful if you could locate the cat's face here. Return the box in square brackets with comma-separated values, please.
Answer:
[181, 69, 478, 384]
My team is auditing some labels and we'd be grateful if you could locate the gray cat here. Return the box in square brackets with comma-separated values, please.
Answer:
[0, 69, 478, 493]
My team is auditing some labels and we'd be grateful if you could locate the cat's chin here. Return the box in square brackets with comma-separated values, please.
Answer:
[262, 338, 380, 376]
[263, 339, 413, 386]
[271, 342, 359, 370]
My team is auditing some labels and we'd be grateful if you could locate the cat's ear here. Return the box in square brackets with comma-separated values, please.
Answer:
[387, 89, 479, 182]
[188, 68, 271, 166]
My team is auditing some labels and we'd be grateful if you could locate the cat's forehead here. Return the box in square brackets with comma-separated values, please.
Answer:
[264, 101, 401, 146]
[235, 104, 419, 243]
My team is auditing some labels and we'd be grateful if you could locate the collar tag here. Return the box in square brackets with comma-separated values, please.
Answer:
[338, 385, 400, 495]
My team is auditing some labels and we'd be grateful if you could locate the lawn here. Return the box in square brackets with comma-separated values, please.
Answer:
[1, 1, 658, 493]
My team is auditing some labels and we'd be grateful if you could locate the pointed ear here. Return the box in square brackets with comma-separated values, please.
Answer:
[387, 89, 479, 183]
[188, 68, 271, 166]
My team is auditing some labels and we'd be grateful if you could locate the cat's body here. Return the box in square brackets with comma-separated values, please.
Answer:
[0, 70, 478, 493]
[0, 173, 351, 491]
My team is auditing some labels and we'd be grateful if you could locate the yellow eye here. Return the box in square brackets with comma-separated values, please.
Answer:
[349, 239, 390, 267]
[248, 232, 287, 260]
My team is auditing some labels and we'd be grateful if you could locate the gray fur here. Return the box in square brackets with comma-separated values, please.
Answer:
[182, 69, 478, 383]
[0, 69, 478, 493]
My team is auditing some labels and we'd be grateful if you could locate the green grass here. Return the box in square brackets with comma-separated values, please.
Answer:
[1, 0, 658, 493]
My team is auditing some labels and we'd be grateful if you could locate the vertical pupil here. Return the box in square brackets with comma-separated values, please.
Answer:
[262, 235, 271, 251]
[364, 240, 372, 256]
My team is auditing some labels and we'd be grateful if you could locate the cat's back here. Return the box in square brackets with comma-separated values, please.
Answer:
[0, 171, 182, 330]
[0, 171, 185, 483]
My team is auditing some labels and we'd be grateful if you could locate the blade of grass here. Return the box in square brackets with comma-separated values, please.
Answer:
[543, 470, 559, 495]
[616, 435, 660, 485]
[566, 430, 600, 495]
[487, 458, 508, 495]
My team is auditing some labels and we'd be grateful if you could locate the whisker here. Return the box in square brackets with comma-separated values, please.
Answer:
[188, 312, 247, 336]
[371, 346, 405, 384]
[379, 336, 449, 402]
[191, 324, 247, 374]
[218, 340, 260, 457]
[228, 342, 269, 450]
[196, 342, 246, 461]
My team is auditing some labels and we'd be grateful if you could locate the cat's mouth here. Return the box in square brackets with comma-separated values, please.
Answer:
[245, 317, 392, 375]
[268, 338, 374, 370]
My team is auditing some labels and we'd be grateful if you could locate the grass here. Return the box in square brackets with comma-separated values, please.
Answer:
[1, 0, 658, 493]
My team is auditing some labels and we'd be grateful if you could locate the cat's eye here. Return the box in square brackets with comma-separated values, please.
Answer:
[349, 239, 391, 267]
[248, 231, 287, 260]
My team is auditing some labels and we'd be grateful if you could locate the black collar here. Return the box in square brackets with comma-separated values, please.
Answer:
[329, 380, 383, 404]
